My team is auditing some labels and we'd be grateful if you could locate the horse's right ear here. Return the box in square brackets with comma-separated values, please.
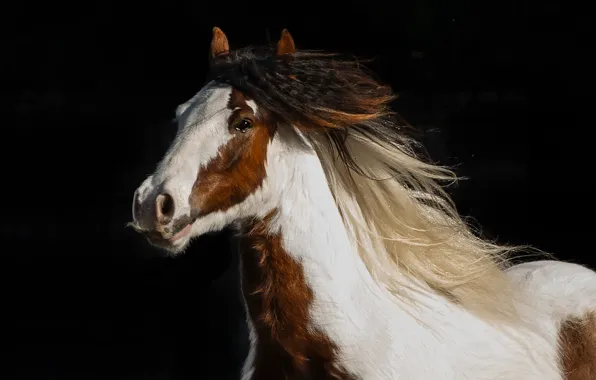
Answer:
[210, 26, 230, 59]
[277, 29, 296, 56]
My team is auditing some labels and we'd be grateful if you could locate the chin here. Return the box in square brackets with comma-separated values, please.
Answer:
[144, 234, 190, 255]
[165, 236, 193, 255]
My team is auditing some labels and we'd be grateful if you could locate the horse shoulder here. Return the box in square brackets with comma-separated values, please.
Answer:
[506, 260, 596, 380]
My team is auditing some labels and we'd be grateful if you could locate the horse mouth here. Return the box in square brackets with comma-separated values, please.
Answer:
[143, 223, 193, 252]
[168, 224, 192, 242]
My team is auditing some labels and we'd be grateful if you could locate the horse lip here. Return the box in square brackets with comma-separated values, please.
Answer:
[166, 215, 198, 240]
[140, 215, 197, 246]
[167, 224, 192, 242]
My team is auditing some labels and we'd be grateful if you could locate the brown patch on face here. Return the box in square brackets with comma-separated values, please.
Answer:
[189, 88, 276, 217]
[559, 311, 596, 379]
[240, 212, 357, 379]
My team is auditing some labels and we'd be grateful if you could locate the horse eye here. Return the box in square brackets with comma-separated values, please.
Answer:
[234, 119, 253, 133]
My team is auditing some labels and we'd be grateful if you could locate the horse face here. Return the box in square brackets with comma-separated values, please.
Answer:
[131, 27, 298, 253]
[131, 81, 282, 253]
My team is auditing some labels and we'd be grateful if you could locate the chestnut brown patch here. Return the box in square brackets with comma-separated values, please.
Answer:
[559, 311, 596, 379]
[239, 212, 357, 379]
[189, 89, 275, 217]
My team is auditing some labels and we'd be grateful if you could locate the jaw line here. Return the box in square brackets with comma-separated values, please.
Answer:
[188, 211, 231, 238]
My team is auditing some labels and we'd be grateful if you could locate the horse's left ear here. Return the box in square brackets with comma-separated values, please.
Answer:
[277, 29, 296, 56]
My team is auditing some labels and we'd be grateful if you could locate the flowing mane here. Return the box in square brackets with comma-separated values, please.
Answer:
[208, 44, 528, 319]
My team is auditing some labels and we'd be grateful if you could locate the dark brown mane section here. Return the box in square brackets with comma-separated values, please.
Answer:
[207, 45, 410, 175]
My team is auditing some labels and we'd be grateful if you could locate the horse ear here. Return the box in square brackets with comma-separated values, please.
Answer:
[277, 29, 296, 56]
[211, 26, 230, 59]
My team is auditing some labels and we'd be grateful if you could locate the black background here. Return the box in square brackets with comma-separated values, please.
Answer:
[1, 0, 592, 378]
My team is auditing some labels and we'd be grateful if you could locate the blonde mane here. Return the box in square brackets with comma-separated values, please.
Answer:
[310, 128, 528, 320]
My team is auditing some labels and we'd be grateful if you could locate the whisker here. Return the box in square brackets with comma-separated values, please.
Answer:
[126, 221, 149, 233]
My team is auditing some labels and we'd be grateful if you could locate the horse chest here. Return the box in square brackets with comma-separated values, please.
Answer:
[239, 219, 357, 380]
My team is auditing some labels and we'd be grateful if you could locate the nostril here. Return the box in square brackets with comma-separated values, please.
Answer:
[155, 193, 175, 223]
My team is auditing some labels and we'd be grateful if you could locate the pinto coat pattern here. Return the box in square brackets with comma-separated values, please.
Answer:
[131, 27, 596, 379]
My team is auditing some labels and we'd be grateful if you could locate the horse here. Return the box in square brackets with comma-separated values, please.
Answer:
[130, 27, 596, 379]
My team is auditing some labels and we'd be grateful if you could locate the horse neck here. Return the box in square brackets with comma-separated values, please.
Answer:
[239, 147, 398, 320]
[237, 148, 387, 374]
[237, 145, 470, 377]
[271, 151, 366, 288]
